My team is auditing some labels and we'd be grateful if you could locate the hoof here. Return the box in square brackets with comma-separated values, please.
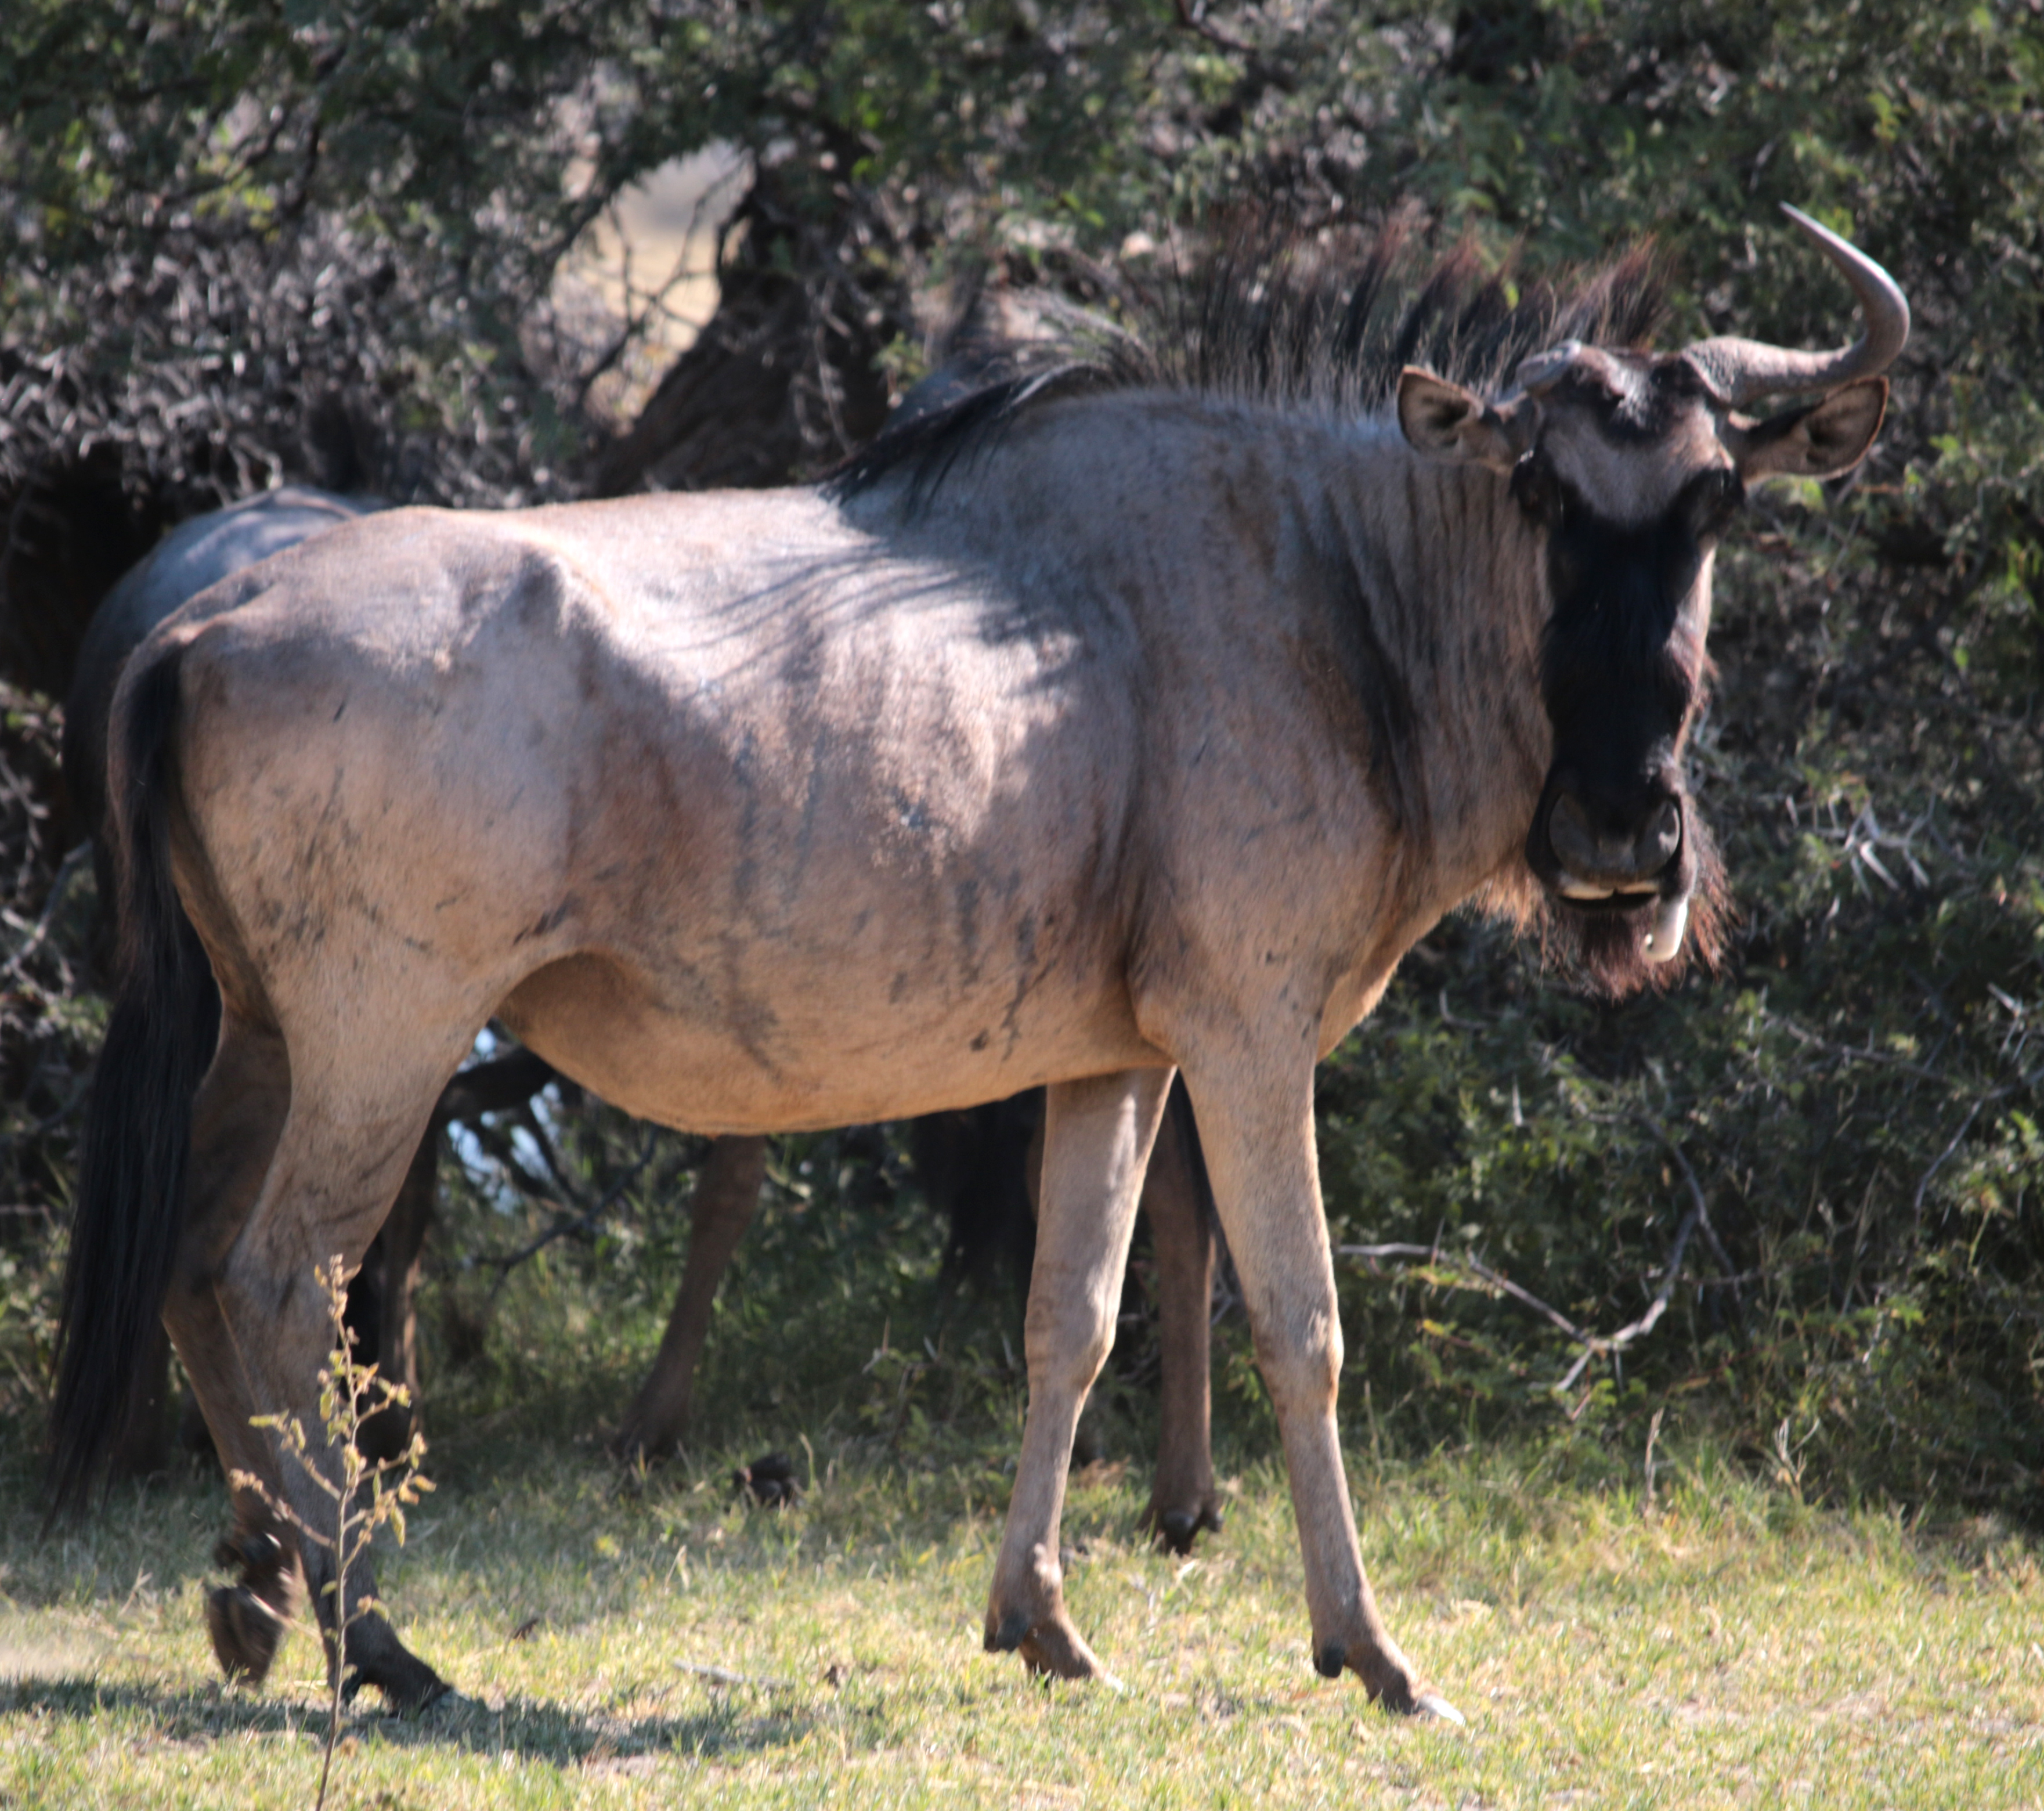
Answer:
[340, 1608, 453, 1715]
[985, 1597, 1110, 1682]
[1151, 1502, 1224, 1557]
[206, 1584, 290, 1685]
[212, 1528, 286, 1577]
[1016, 1615, 1107, 1682]
[985, 1607, 1033, 1654]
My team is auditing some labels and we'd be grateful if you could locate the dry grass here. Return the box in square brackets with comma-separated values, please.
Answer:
[2, 1426, 2036, 1808]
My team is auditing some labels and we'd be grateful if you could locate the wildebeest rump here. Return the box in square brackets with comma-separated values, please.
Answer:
[62, 488, 417, 1470]
[55, 207, 1904, 1718]
[64, 486, 1226, 1545]
[63, 487, 390, 851]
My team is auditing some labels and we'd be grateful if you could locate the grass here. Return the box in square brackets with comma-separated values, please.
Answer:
[2, 1413, 2037, 1808]
[2, 1161, 2037, 1806]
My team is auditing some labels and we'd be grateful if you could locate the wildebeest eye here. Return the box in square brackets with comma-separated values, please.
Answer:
[1686, 466, 1745, 536]
[1511, 454, 1566, 530]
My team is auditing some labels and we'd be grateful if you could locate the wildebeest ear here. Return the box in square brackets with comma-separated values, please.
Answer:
[1733, 376, 1888, 481]
[1396, 369, 1526, 471]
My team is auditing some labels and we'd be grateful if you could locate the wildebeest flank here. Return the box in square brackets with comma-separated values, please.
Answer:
[55, 207, 1905, 1718]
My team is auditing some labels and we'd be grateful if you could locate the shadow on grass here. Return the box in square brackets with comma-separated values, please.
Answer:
[0, 1673, 820, 1767]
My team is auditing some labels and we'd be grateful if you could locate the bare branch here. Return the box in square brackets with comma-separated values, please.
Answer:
[1634, 1112, 1741, 1310]
[1554, 1205, 1704, 1394]
[477, 1127, 661, 1280]
[1337, 1240, 1593, 1344]
[0, 838, 90, 988]
[673, 1658, 793, 1692]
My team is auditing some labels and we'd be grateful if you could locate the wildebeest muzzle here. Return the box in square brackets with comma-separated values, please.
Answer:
[1527, 768, 1695, 965]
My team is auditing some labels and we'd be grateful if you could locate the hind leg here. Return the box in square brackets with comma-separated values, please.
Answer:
[613, 1135, 770, 1461]
[353, 1131, 436, 1466]
[1141, 1084, 1222, 1554]
[221, 1096, 461, 1707]
[179, 1019, 463, 1709]
[164, 1011, 304, 1688]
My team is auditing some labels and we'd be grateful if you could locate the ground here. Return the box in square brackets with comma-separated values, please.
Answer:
[2, 1410, 2035, 1808]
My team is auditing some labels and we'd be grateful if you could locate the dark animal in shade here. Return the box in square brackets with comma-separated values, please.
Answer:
[63, 488, 1226, 1545]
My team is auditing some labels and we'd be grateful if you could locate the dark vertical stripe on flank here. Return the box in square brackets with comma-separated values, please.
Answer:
[1310, 503, 1432, 866]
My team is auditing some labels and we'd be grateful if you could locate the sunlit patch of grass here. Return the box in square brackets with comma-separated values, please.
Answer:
[3, 1418, 2038, 1808]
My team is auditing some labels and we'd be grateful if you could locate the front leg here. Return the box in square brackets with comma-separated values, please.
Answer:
[1181, 1059, 1460, 1722]
[984, 1067, 1172, 1679]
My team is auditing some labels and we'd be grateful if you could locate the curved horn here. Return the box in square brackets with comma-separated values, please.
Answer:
[1683, 204, 1909, 408]
[1514, 340, 1586, 396]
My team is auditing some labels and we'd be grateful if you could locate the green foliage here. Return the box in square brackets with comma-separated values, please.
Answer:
[2, 0, 2041, 1528]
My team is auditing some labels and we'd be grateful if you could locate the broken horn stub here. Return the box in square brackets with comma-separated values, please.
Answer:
[1681, 203, 1910, 409]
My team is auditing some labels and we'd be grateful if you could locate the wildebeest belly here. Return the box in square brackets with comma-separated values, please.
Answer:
[495, 654, 1158, 1123]
[497, 919, 1160, 1134]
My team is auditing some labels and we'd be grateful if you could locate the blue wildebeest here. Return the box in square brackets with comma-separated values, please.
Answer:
[64, 489, 1225, 1525]
[53, 207, 1904, 1718]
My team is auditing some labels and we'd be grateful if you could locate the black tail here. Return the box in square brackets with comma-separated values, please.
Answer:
[49, 642, 214, 1510]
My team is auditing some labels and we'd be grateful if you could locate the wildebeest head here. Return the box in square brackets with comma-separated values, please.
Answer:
[1395, 207, 1907, 979]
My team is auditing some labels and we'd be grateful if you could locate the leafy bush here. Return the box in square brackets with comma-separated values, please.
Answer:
[1, 1, 2038, 1525]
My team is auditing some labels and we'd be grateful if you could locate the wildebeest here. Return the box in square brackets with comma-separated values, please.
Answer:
[54, 205, 1904, 1720]
[64, 486, 1227, 1536]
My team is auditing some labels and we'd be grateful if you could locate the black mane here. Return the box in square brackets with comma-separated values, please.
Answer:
[828, 217, 1666, 504]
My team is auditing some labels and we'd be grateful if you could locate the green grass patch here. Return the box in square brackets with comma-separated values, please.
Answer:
[3, 1421, 2036, 1808]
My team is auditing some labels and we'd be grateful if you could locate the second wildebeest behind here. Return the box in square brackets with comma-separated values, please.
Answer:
[64, 486, 1225, 1536]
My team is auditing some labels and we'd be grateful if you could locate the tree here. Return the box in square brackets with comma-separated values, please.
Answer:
[2, 0, 2040, 1516]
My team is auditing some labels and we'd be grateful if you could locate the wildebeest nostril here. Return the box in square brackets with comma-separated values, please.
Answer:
[1548, 791, 1682, 886]
[1547, 793, 1608, 874]
[1643, 798, 1682, 865]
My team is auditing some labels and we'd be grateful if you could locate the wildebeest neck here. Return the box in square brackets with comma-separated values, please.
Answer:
[1304, 441, 1555, 918]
